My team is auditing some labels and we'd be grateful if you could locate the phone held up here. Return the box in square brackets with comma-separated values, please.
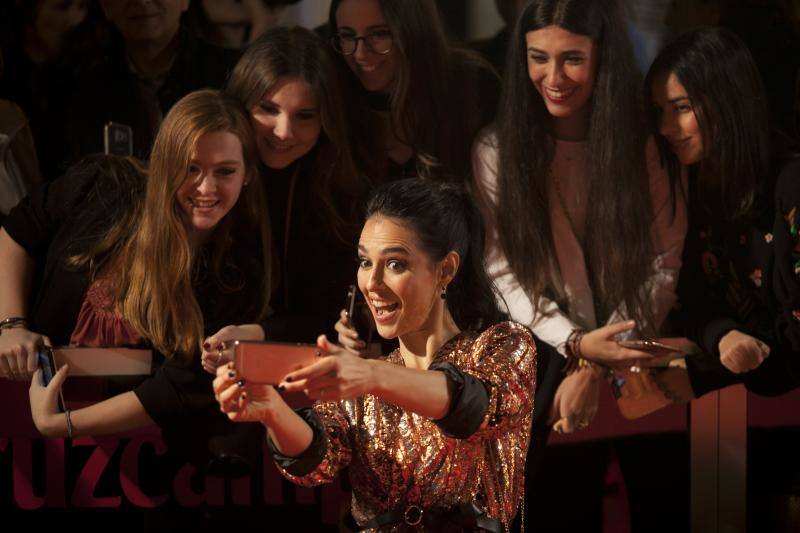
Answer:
[103, 122, 133, 156]
[233, 341, 320, 385]
[346, 284, 374, 345]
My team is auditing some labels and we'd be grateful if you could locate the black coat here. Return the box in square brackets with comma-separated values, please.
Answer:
[677, 157, 800, 396]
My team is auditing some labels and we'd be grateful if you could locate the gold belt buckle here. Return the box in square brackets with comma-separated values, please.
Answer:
[404, 504, 423, 526]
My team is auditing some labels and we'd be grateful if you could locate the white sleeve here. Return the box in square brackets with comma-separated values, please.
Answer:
[471, 131, 576, 357]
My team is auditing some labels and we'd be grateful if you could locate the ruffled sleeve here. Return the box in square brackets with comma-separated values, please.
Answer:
[458, 321, 537, 441]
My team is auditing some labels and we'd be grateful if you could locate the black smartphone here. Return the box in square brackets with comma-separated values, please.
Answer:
[346, 284, 373, 344]
[103, 122, 133, 156]
[37, 347, 56, 386]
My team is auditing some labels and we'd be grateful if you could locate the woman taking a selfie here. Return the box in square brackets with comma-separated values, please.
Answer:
[214, 179, 537, 531]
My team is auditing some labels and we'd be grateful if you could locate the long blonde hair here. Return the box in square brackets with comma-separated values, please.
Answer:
[114, 89, 270, 362]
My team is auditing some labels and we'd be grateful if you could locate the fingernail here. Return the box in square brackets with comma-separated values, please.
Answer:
[241, 392, 247, 399]
[285, 376, 293, 383]
[236, 379, 245, 387]
[203, 342, 211, 350]
[277, 385, 285, 391]
[228, 370, 235, 378]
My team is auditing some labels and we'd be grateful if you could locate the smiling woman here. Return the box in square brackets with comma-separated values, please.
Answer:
[328, 0, 499, 183]
[470, 0, 688, 527]
[220, 26, 370, 348]
[646, 28, 800, 397]
[214, 178, 537, 531]
[0, 90, 271, 473]
[176, 131, 250, 239]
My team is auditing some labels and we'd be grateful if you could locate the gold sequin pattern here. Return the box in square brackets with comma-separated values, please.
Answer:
[274, 321, 537, 531]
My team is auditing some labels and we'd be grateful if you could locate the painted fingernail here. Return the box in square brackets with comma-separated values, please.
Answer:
[203, 342, 211, 350]
[285, 376, 293, 383]
[240, 392, 247, 399]
[228, 370, 235, 378]
[277, 385, 285, 391]
[236, 379, 246, 387]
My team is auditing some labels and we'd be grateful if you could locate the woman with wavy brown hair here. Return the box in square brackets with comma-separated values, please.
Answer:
[199, 26, 368, 355]
[0, 89, 270, 455]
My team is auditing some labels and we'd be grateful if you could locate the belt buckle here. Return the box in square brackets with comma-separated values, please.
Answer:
[404, 504, 423, 526]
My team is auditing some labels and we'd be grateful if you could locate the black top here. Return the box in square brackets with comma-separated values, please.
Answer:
[676, 157, 800, 395]
[2, 154, 267, 467]
[261, 148, 363, 343]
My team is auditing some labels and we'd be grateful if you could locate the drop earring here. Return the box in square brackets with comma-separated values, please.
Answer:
[441, 286, 447, 300]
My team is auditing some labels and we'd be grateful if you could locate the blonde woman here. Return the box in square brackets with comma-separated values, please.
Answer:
[0, 90, 270, 453]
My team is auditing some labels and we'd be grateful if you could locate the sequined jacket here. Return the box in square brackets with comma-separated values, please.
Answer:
[271, 321, 537, 531]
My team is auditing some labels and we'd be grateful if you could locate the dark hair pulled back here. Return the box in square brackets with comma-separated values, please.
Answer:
[365, 178, 501, 331]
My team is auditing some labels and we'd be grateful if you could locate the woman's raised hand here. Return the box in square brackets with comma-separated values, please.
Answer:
[0, 327, 51, 381]
[213, 362, 285, 424]
[334, 309, 367, 356]
[280, 334, 375, 401]
[201, 324, 265, 375]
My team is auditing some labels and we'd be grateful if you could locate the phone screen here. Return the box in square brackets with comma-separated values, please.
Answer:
[104, 122, 133, 156]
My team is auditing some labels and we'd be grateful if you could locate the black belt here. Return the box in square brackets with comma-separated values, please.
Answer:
[345, 502, 503, 532]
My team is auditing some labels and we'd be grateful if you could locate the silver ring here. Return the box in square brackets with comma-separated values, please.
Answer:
[216, 348, 223, 365]
[629, 364, 641, 373]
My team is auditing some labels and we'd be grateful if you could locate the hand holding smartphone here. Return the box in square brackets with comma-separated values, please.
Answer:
[346, 284, 374, 344]
[617, 338, 697, 363]
[37, 347, 56, 387]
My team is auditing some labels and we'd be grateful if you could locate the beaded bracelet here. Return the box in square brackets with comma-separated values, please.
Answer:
[563, 329, 585, 374]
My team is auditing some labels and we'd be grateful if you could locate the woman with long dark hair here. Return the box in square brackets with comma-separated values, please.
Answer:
[199, 26, 366, 367]
[473, 0, 686, 433]
[326, 0, 498, 183]
[647, 27, 800, 396]
[214, 179, 537, 531]
[471, 1, 688, 527]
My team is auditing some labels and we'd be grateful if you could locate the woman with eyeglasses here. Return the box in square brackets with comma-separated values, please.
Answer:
[326, 0, 499, 184]
[471, 0, 687, 527]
